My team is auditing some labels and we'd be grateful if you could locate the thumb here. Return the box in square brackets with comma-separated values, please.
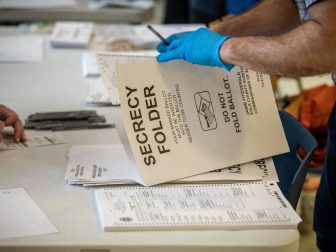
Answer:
[156, 49, 181, 62]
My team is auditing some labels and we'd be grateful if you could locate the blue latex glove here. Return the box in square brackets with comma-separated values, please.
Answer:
[156, 28, 234, 71]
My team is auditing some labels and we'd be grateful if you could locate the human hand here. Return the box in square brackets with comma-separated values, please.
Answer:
[209, 14, 235, 31]
[0, 104, 26, 143]
[156, 28, 234, 71]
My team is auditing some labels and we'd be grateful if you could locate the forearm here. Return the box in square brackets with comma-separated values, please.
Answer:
[213, 0, 300, 36]
[220, 1, 336, 76]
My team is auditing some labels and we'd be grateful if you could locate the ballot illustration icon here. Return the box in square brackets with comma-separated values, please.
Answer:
[194, 91, 217, 131]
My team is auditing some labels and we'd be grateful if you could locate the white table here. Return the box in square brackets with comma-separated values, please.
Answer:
[0, 30, 300, 252]
[0, 0, 154, 23]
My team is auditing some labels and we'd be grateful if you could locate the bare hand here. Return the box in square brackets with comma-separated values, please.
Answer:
[0, 104, 26, 143]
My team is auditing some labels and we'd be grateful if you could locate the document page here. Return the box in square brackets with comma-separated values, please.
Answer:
[95, 182, 301, 231]
[115, 59, 289, 185]
[85, 78, 112, 105]
[0, 36, 43, 62]
[49, 22, 94, 48]
[65, 144, 278, 187]
[0, 0, 77, 8]
[0, 188, 58, 239]
[0, 133, 67, 150]
[96, 52, 157, 105]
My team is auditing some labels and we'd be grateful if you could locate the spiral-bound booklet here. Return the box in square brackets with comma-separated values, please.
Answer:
[94, 182, 301, 231]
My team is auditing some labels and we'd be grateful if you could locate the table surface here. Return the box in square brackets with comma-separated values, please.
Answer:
[0, 29, 299, 252]
[0, 0, 154, 23]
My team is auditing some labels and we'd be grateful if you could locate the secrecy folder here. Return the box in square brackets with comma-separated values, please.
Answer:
[97, 54, 289, 186]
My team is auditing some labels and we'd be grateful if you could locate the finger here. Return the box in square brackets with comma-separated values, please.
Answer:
[13, 119, 25, 143]
[0, 121, 4, 131]
[3, 110, 18, 126]
[156, 48, 182, 62]
[165, 31, 188, 43]
[157, 41, 169, 53]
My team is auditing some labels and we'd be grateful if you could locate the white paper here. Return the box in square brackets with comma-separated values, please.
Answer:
[0, 188, 58, 239]
[0, 0, 77, 8]
[94, 24, 204, 48]
[65, 144, 278, 187]
[82, 52, 101, 77]
[96, 52, 157, 105]
[112, 59, 289, 186]
[49, 22, 94, 48]
[178, 158, 277, 183]
[0, 133, 67, 150]
[89, 0, 153, 10]
[0, 36, 43, 62]
[85, 78, 112, 105]
[95, 182, 301, 231]
[66, 144, 142, 184]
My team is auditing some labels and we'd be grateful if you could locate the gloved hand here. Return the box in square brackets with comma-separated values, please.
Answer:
[156, 28, 234, 71]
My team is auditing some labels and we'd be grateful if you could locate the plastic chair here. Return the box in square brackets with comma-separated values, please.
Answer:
[273, 110, 318, 209]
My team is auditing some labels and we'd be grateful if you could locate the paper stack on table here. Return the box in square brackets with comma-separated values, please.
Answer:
[49, 22, 94, 48]
[94, 24, 204, 49]
[0, 36, 44, 62]
[0, 0, 77, 8]
[95, 182, 302, 231]
[65, 144, 279, 187]
[88, 0, 154, 10]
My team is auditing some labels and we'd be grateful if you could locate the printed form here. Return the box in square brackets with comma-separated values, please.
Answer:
[95, 182, 301, 230]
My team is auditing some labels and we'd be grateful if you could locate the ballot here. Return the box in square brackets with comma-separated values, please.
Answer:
[95, 182, 301, 231]
[98, 56, 289, 186]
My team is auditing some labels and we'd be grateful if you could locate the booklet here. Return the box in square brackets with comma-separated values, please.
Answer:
[95, 182, 301, 231]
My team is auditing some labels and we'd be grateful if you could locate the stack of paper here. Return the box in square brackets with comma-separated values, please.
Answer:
[95, 182, 302, 231]
[0, 0, 77, 8]
[85, 78, 113, 105]
[93, 24, 204, 49]
[89, 0, 154, 10]
[82, 52, 101, 78]
[65, 144, 279, 187]
[0, 36, 44, 62]
[49, 22, 94, 48]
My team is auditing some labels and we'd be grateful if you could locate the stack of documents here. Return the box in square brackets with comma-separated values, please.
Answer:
[49, 22, 94, 48]
[95, 182, 302, 231]
[65, 144, 279, 187]
[89, 0, 154, 10]
[93, 24, 204, 49]
[0, 36, 44, 62]
[0, 0, 77, 8]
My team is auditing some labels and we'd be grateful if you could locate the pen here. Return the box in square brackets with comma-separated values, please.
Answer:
[147, 24, 169, 45]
